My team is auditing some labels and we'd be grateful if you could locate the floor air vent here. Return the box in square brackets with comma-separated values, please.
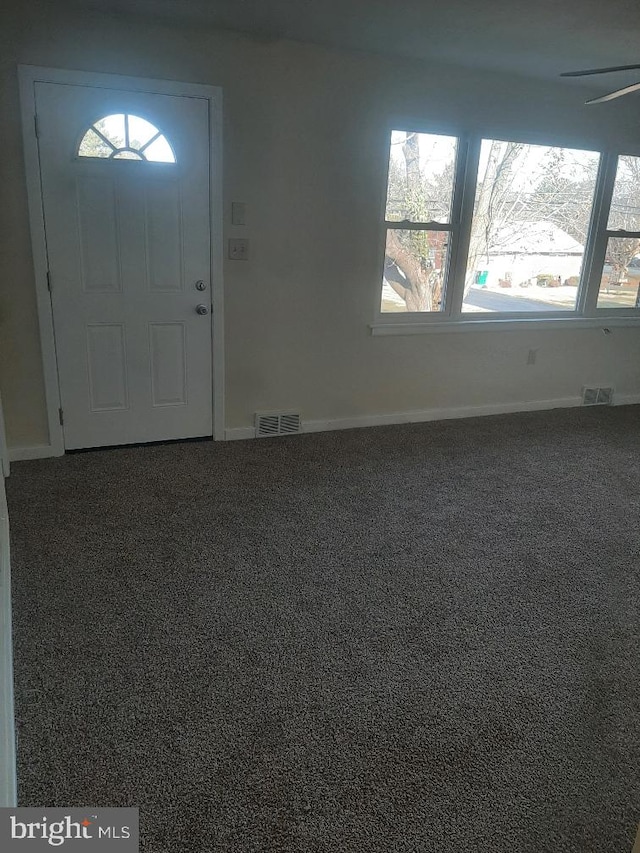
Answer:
[255, 412, 301, 438]
[582, 386, 613, 406]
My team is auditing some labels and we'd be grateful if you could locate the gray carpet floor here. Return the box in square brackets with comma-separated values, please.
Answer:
[7, 406, 640, 852]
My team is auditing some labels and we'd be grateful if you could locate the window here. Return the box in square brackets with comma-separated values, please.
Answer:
[78, 114, 176, 163]
[462, 140, 599, 314]
[382, 132, 459, 313]
[376, 130, 640, 328]
[596, 155, 640, 309]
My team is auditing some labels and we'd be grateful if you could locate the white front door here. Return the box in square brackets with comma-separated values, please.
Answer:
[35, 82, 213, 450]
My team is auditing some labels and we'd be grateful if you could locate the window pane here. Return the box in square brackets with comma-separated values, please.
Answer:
[78, 128, 113, 158]
[127, 115, 159, 149]
[112, 151, 143, 160]
[78, 114, 175, 163]
[608, 155, 640, 231]
[384, 131, 457, 224]
[462, 140, 599, 313]
[596, 237, 640, 308]
[381, 229, 449, 313]
[143, 135, 176, 163]
[94, 114, 126, 149]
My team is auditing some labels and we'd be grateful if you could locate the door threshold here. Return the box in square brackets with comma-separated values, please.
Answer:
[66, 435, 214, 454]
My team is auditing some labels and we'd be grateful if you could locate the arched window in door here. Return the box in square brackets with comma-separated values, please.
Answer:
[78, 114, 176, 163]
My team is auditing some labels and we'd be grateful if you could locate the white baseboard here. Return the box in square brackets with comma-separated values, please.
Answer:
[225, 394, 640, 442]
[8, 444, 56, 462]
[15, 395, 640, 451]
[225, 427, 256, 441]
[226, 396, 576, 441]
[0, 483, 17, 807]
[303, 397, 586, 434]
[614, 393, 640, 406]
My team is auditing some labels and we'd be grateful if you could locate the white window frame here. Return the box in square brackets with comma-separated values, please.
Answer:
[372, 130, 640, 335]
[381, 133, 470, 319]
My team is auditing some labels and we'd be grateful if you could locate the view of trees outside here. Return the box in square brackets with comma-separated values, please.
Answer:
[78, 127, 114, 158]
[597, 156, 640, 308]
[384, 132, 456, 312]
[381, 132, 640, 313]
[78, 114, 175, 162]
[461, 139, 599, 313]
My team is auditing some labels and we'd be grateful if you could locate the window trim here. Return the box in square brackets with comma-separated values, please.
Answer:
[370, 315, 640, 335]
[375, 131, 640, 331]
[76, 113, 177, 163]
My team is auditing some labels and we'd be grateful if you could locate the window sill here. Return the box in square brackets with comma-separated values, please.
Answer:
[370, 316, 640, 335]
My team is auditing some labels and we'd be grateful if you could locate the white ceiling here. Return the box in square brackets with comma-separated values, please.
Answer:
[73, 0, 640, 92]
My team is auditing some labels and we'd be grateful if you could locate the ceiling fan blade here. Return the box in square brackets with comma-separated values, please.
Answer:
[586, 81, 640, 104]
[561, 64, 640, 77]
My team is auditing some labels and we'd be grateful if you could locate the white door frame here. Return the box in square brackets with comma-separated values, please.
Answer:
[18, 65, 225, 455]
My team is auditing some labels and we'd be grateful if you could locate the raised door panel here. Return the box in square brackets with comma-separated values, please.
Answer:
[149, 322, 187, 407]
[145, 181, 183, 293]
[86, 324, 129, 411]
[76, 176, 121, 293]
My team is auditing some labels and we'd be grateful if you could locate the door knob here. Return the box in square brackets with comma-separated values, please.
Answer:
[196, 304, 209, 315]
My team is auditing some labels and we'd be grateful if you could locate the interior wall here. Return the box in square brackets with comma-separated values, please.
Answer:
[2, 0, 640, 448]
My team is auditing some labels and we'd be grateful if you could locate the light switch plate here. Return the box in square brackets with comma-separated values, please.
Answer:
[228, 238, 249, 260]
